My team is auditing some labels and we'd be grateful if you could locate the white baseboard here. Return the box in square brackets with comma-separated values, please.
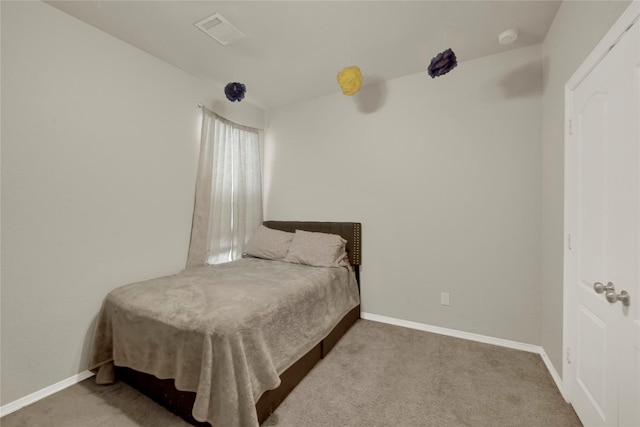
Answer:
[539, 347, 567, 401]
[0, 370, 95, 418]
[360, 312, 565, 397]
[1, 315, 568, 418]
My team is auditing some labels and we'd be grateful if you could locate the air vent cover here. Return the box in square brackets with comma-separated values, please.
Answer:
[194, 13, 245, 45]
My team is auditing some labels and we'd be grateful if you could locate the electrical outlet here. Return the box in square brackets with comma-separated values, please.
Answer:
[440, 292, 450, 306]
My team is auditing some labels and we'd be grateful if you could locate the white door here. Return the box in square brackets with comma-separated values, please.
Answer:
[565, 17, 640, 427]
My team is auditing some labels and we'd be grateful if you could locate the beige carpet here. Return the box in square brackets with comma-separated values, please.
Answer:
[2, 320, 582, 427]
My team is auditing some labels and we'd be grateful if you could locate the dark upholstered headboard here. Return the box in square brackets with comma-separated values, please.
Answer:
[263, 221, 362, 266]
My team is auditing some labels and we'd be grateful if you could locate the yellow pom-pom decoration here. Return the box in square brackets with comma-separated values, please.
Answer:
[337, 66, 363, 96]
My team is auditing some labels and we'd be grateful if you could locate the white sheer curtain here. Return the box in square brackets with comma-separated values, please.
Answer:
[187, 107, 262, 267]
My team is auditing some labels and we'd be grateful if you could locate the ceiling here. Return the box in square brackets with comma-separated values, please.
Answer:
[45, 1, 562, 110]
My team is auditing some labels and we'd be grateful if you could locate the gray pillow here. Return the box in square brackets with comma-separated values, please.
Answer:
[245, 225, 294, 260]
[283, 229, 349, 267]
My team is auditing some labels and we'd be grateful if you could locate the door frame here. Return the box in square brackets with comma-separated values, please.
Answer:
[563, 0, 640, 404]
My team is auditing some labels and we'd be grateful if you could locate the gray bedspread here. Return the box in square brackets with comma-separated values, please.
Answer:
[88, 258, 360, 427]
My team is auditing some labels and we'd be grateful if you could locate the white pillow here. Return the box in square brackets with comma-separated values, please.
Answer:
[283, 229, 349, 267]
[245, 226, 294, 260]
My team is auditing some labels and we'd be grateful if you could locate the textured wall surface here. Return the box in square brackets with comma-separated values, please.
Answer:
[265, 45, 543, 346]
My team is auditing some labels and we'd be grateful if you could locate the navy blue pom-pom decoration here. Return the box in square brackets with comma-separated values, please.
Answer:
[224, 82, 246, 102]
[427, 48, 458, 78]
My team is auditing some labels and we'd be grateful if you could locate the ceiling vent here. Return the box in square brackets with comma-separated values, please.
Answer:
[194, 13, 245, 46]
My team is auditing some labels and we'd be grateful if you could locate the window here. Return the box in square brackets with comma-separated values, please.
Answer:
[187, 109, 262, 266]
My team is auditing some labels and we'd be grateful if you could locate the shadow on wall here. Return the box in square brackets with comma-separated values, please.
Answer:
[81, 315, 98, 372]
[541, 52, 551, 94]
[353, 77, 388, 113]
[498, 60, 543, 99]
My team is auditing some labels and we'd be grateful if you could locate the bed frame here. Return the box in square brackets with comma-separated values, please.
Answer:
[116, 221, 362, 426]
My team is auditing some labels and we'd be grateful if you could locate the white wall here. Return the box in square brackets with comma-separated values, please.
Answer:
[265, 45, 543, 345]
[0, 1, 264, 406]
[540, 0, 631, 377]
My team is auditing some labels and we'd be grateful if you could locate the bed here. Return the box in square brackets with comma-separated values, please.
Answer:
[88, 221, 362, 427]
